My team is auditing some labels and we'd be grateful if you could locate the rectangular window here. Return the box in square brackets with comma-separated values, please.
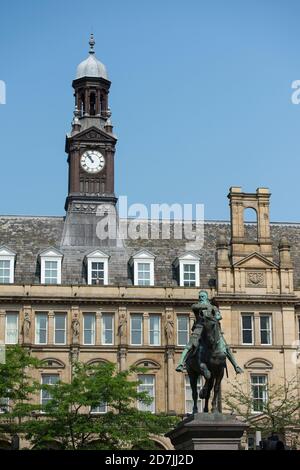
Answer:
[183, 264, 196, 287]
[185, 375, 202, 414]
[137, 263, 151, 286]
[260, 315, 272, 345]
[41, 374, 59, 407]
[241, 314, 254, 345]
[102, 313, 114, 345]
[83, 313, 96, 345]
[0, 397, 9, 414]
[251, 375, 268, 412]
[0, 260, 11, 284]
[149, 315, 160, 346]
[91, 403, 107, 414]
[177, 315, 189, 346]
[138, 375, 155, 413]
[54, 313, 66, 345]
[5, 312, 19, 344]
[35, 313, 48, 344]
[131, 314, 143, 345]
[91, 262, 104, 285]
[44, 260, 58, 284]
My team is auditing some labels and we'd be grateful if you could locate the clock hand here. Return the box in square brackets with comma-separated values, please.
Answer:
[88, 155, 94, 163]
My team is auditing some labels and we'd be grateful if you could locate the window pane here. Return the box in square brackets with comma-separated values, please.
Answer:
[84, 313, 95, 344]
[102, 313, 113, 345]
[241, 315, 253, 344]
[177, 315, 189, 345]
[0, 260, 11, 283]
[149, 315, 160, 345]
[44, 260, 58, 284]
[137, 263, 151, 286]
[41, 374, 59, 406]
[131, 314, 142, 345]
[91, 261, 104, 285]
[54, 313, 66, 344]
[251, 375, 267, 412]
[91, 403, 107, 413]
[35, 313, 48, 344]
[5, 312, 18, 344]
[138, 375, 155, 412]
[260, 315, 271, 345]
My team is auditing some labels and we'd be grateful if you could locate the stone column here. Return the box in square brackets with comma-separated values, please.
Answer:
[166, 348, 176, 414]
[143, 312, 149, 346]
[118, 347, 127, 371]
[48, 311, 54, 345]
[96, 311, 102, 345]
[254, 314, 260, 345]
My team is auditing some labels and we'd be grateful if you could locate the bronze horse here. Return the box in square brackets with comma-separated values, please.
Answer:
[185, 314, 226, 414]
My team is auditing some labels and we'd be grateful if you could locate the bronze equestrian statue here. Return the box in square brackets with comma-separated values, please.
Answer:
[176, 290, 243, 414]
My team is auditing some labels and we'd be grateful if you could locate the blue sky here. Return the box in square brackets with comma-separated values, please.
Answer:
[0, 0, 300, 221]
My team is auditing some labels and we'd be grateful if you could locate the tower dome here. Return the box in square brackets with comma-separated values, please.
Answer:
[75, 34, 108, 80]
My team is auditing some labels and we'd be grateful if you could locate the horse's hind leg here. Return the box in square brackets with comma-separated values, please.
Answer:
[203, 377, 214, 413]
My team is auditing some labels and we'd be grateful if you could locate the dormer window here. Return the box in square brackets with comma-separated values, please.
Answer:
[0, 246, 16, 284]
[85, 250, 109, 285]
[174, 252, 200, 287]
[39, 248, 63, 285]
[129, 250, 155, 286]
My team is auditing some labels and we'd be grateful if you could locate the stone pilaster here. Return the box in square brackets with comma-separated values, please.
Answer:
[117, 306, 128, 346]
[143, 312, 149, 345]
[0, 309, 5, 343]
[166, 348, 175, 414]
[96, 311, 102, 345]
[118, 346, 127, 371]
[48, 311, 54, 345]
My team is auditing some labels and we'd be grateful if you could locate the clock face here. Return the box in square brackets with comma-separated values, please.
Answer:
[80, 150, 105, 174]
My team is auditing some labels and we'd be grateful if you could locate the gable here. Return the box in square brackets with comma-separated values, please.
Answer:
[0, 245, 16, 257]
[85, 249, 110, 259]
[69, 126, 117, 144]
[234, 252, 278, 269]
[39, 247, 63, 258]
[131, 249, 155, 260]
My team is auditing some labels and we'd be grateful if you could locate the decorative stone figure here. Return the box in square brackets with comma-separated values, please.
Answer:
[22, 312, 31, 342]
[117, 311, 127, 337]
[164, 312, 174, 342]
[71, 317, 80, 343]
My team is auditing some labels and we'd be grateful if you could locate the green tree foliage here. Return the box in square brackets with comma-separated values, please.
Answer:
[24, 362, 178, 450]
[0, 345, 41, 438]
[223, 376, 300, 437]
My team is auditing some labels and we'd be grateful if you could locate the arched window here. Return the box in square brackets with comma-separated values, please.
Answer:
[244, 207, 258, 241]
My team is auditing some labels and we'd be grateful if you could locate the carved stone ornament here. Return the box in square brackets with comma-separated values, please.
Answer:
[246, 271, 265, 287]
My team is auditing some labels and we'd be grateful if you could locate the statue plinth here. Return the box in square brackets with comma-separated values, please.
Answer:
[166, 413, 248, 450]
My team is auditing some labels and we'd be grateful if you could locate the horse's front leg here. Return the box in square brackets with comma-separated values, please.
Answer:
[211, 368, 224, 413]
[189, 374, 198, 414]
[203, 377, 214, 413]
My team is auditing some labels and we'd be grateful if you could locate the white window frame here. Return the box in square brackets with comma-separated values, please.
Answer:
[0, 246, 16, 284]
[177, 315, 189, 346]
[137, 374, 155, 413]
[0, 397, 9, 414]
[90, 403, 108, 414]
[40, 248, 63, 285]
[259, 314, 272, 346]
[185, 375, 202, 414]
[130, 314, 143, 345]
[174, 253, 200, 287]
[250, 374, 268, 414]
[35, 312, 48, 345]
[83, 313, 96, 345]
[5, 312, 19, 344]
[101, 313, 114, 345]
[241, 313, 254, 345]
[130, 250, 155, 287]
[54, 313, 67, 345]
[86, 250, 109, 286]
[40, 374, 59, 408]
[149, 315, 161, 346]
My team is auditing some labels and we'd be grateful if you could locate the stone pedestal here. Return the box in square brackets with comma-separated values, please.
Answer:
[166, 413, 248, 450]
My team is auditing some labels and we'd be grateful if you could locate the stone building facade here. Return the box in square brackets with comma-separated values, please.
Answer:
[0, 36, 299, 449]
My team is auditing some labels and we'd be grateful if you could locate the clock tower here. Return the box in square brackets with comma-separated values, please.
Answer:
[65, 34, 117, 213]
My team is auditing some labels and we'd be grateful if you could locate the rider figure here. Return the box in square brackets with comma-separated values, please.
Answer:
[176, 290, 243, 375]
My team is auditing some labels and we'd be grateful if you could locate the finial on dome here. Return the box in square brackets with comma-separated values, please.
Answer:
[89, 33, 95, 54]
